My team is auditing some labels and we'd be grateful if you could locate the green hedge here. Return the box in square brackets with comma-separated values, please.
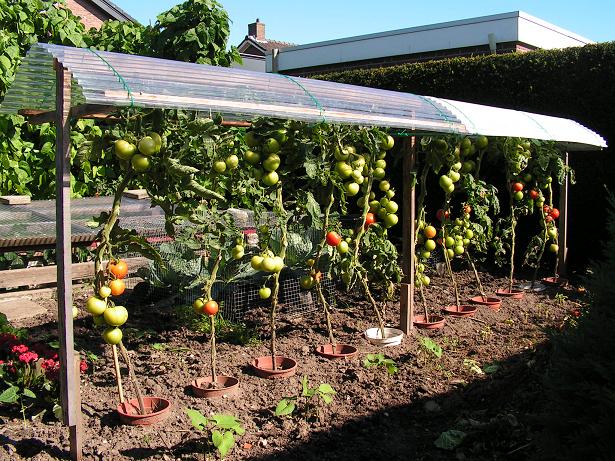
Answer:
[317, 43, 615, 270]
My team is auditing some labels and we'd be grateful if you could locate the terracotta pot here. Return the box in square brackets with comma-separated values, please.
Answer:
[468, 296, 502, 310]
[413, 314, 445, 330]
[496, 288, 525, 299]
[364, 327, 404, 346]
[191, 375, 239, 398]
[117, 396, 172, 426]
[542, 276, 568, 287]
[442, 304, 477, 317]
[315, 344, 358, 360]
[251, 356, 297, 379]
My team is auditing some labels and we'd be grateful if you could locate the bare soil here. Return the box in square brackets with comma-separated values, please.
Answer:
[0, 270, 585, 461]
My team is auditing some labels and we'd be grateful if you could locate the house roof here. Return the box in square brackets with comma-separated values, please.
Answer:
[88, 0, 137, 23]
[239, 37, 296, 54]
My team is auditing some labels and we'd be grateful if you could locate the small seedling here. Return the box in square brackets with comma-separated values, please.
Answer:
[463, 359, 484, 374]
[275, 375, 336, 421]
[554, 293, 568, 305]
[479, 325, 492, 341]
[419, 336, 443, 358]
[363, 353, 398, 375]
[185, 409, 245, 459]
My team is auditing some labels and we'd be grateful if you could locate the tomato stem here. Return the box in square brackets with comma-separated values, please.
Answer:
[270, 185, 288, 370]
[315, 186, 336, 345]
[210, 314, 217, 383]
[118, 341, 145, 415]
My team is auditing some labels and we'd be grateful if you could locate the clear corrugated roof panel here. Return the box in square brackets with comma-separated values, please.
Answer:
[430, 98, 607, 151]
[0, 44, 606, 151]
[0, 43, 465, 134]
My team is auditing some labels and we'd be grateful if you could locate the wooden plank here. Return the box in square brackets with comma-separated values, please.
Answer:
[54, 63, 80, 457]
[0, 257, 150, 289]
[400, 137, 416, 333]
[0, 195, 31, 205]
[558, 152, 569, 276]
[69, 352, 83, 461]
[123, 189, 149, 200]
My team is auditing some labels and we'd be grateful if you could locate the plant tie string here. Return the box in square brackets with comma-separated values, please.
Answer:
[87, 47, 135, 108]
[279, 74, 326, 123]
[417, 95, 461, 134]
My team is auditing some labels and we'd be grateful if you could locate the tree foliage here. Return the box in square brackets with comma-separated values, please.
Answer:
[0, 0, 240, 198]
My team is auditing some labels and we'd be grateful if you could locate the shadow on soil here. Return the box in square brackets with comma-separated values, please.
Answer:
[244, 339, 552, 461]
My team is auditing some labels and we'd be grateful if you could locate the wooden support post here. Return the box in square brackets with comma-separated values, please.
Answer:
[54, 60, 82, 461]
[558, 152, 569, 276]
[400, 137, 416, 334]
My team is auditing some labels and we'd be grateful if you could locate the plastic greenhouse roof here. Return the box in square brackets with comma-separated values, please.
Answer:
[0, 43, 606, 151]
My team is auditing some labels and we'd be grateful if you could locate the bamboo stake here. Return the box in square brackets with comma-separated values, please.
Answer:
[111, 345, 124, 404]
[118, 342, 145, 415]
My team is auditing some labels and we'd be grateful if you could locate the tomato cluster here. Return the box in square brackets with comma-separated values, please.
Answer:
[241, 129, 289, 187]
[114, 132, 162, 173]
[85, 259, 130, 345]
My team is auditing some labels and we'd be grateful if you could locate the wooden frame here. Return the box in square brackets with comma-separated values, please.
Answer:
[400, 137, 416, 334]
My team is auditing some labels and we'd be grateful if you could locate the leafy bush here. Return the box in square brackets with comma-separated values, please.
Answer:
[538, 191, 615, 459]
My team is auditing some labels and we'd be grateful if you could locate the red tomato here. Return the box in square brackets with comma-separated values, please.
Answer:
[436, 209, 450, 221]
[109, 260, 128, 279]
[109, 279, 126, 296]
[326, 231, 342, 246]
[550, 208, 560, 219]
[203, 300, 219, 316]
[529, 190, 539, 200]
[543, 205, 552, 215]
[545, 215, 554, 223]
[463, 205, 472, 215]
[512, 182, 524, 192]
[364, 213, 376, 227]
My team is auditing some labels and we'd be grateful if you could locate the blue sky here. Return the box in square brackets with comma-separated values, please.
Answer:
[114, 0, 615, 47]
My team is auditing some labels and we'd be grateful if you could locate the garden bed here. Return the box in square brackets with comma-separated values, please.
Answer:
[0, 270, 584, 460]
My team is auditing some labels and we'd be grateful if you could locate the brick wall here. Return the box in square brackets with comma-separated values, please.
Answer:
[65, 0, 113, 30]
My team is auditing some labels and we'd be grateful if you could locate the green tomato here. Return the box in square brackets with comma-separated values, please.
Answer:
[244, 150, 261, 165]
[272, 256, 285, 273]
[439, 175, 453, 189]
[422, 275, 430, 286]
[335, 161, 353, 179]
[86, 296, 107, 316]
[385, 201, 399, 213]
[462, 238, 471, 247]
[114, 140, 136, 160]
[475, 135, 488, 150]
[131, 154, 150, 172]
[375, 159, 387, 170]
[138, 136, 158, 156]
[344, 182, 360, 196]
[547, 227, 558, 239]
[465, 229, 474, 239]
[263, 154, 281, 172]
[232, 245, 244, 260]
[334, 146, 350, 161]
[454, 245, 465, 255]
[451, 162, 462, 171]
[98, 286, 112, 299]
[300, 275, 315, 289]
[448, 170, 461, 183]
[259, 287, 271, 299]
[103, 305, 128, 327]
[337, 241, 349, 254]
[446, 248, 455, 259]
[381, 135, 395, 150]
[386, 189, 395, 199]
[379, 180, 390, 192]
[261, 257, 277, 272]
[460, 160, 475, 174]
[445, 236, 455, 248]
[446, 184, 455, 194]
[549, 243, 559, 253]
[213, 160, 227, 173]
[102, 327, 123, 345]
[383, 213, 398, 228]
[250, 255, 264, 270]
[353, 156, 366, 169]
[369, 200, 380, 212]
[225, 154, 239, 170]
[513, 191, 524, 201]
[424, 239, 436, 251]
[274, 129, 288, 145]
[262, 171, 279, 186]
[245, 131, 260, 148]
[263, 138, 280, 154]
[420, 250, 431, 259]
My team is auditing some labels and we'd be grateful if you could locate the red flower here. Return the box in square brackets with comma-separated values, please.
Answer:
[18, 351, 38, 363]
[79, 360, 88, 373]
[0, 360, 4, 365]
[11, 344, 28, 354]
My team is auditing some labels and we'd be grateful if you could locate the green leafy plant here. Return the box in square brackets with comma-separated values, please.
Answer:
[363, 353, 398, 375]
[185, 408, 245, 459]
[275, 375, 336, 420]
[419, 336, 443, 359]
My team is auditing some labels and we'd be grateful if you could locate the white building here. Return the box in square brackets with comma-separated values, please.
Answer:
[265, 11, 594, 76]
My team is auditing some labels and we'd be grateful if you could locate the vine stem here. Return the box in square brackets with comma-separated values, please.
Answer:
[203, 250, 222, 381]
[270, 185, 288, 370]
[118, 341, 145, 415]
[361, 274, 385, 338]
[509, 208, 517, 292]
[209, 315, 217, 382]
[314, 186, 336, 346]
[441, 197, 461, 307]
[466, 252, 487, 300]
[531, 185, 552, 288]
[94, 173, 133, 290]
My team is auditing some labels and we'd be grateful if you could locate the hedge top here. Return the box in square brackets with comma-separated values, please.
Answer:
[1, 43, 606, 150]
